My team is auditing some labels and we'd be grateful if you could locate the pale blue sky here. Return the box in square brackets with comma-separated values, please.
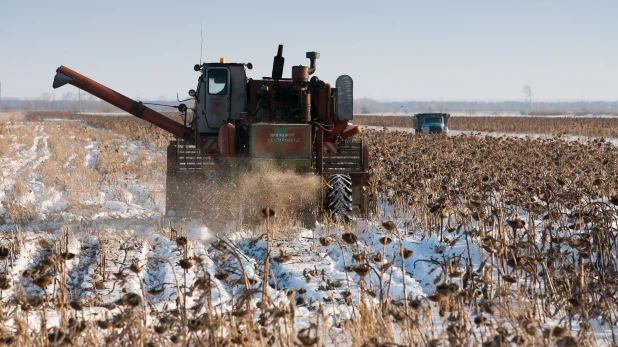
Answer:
[1, 0, 616, 101]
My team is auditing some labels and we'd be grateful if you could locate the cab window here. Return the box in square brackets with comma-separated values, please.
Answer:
[425, 117, 443, 124]
[208, 69, 228, 95]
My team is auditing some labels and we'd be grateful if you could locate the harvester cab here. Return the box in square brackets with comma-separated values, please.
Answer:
[52, 44, 370, 226]
[193, 59, 245, 134]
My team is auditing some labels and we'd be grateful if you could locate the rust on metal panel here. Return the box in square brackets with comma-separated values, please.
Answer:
[313, 84, 330, 121]
[322, 122, 361, 143]
[201, 138, 219, 154]
[292, 65, 309, 82]
[210, 98, 226, 119]
[299, 92, 311, 123]
[316, 128, 323, 175]
[247, 79, 333, 123]
[167, 143, 179, 174]
[249, 124, 311, 158]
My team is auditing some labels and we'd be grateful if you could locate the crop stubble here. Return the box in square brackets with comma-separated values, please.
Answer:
[0, 112, 617, 346]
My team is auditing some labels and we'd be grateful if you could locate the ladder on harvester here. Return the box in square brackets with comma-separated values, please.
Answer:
[322, 141, 365, 174]
[173, 140, 218, 173]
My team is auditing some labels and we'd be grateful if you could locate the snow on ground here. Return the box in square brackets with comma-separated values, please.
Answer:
[1, 118, 616, 345]
[0, 119, 429, 340]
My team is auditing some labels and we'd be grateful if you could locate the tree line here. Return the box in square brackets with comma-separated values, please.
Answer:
[355, 98, 618, 115]
[2, 93, 618, 116]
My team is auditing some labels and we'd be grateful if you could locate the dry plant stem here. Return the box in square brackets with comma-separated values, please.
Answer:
[338, 241, 357, 318]
[3, 115, 618, 345]
[397, 224, 408, 312]
[263, 214, 272, 308]
[148, 256, 182, 309]
[221, 238, 251, 288]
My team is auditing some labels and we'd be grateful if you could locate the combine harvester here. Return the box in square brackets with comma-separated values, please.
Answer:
[53, 45, 370, 226]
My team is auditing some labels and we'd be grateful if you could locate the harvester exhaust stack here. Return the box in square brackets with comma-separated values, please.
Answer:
[271, 44, 285, 80]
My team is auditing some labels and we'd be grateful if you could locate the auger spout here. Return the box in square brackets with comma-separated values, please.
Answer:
[53, 66, 194, 140]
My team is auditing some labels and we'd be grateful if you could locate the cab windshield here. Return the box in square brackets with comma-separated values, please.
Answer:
[208, 69, 228, 95]
[423, 117, 443, 124]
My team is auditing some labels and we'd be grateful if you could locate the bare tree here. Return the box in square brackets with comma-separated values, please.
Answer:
[40, 93, 51, 110]
[100, 100, 112, 113]
[441, 103, 448, 113]
[62, 91, 78, 112]
[522, 84, 533, 113]
[88, 94, 96, 112]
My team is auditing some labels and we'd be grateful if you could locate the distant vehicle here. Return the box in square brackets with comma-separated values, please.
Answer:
[414, 113, 450, 134]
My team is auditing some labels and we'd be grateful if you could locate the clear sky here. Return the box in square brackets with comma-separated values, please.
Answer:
[1, 0, 617, 101]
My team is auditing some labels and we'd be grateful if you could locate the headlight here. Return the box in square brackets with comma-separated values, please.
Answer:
[421, 127, 429, 133]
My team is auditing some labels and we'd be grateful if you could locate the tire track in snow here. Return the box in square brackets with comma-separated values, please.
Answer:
[1, 233, 42, 303]
[66, 234, 100, 300]
[1, 125, 44, 198]
[13, 235, 58, 298]
[29, 134, 61, 215]
[60, 130, 78, 170]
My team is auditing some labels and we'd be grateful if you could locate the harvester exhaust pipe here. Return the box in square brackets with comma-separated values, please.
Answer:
[52, 66, 194, 140]
[271, 44, 285, 80]
[306, 51, 319, 75]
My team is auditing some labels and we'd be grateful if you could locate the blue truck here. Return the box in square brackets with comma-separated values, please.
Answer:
[414, 113, 450, 134]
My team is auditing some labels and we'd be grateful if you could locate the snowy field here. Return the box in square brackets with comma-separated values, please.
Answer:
[1, 116, 617, 346]
[0, 118, 428, 346]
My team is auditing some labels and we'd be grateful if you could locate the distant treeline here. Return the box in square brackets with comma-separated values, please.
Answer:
[2, 95, 618, 115]
[354, 98, 618, 115]
[0, 96, 186, 113]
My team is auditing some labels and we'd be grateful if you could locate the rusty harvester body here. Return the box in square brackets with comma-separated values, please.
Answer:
[53, 45, 369, 225]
